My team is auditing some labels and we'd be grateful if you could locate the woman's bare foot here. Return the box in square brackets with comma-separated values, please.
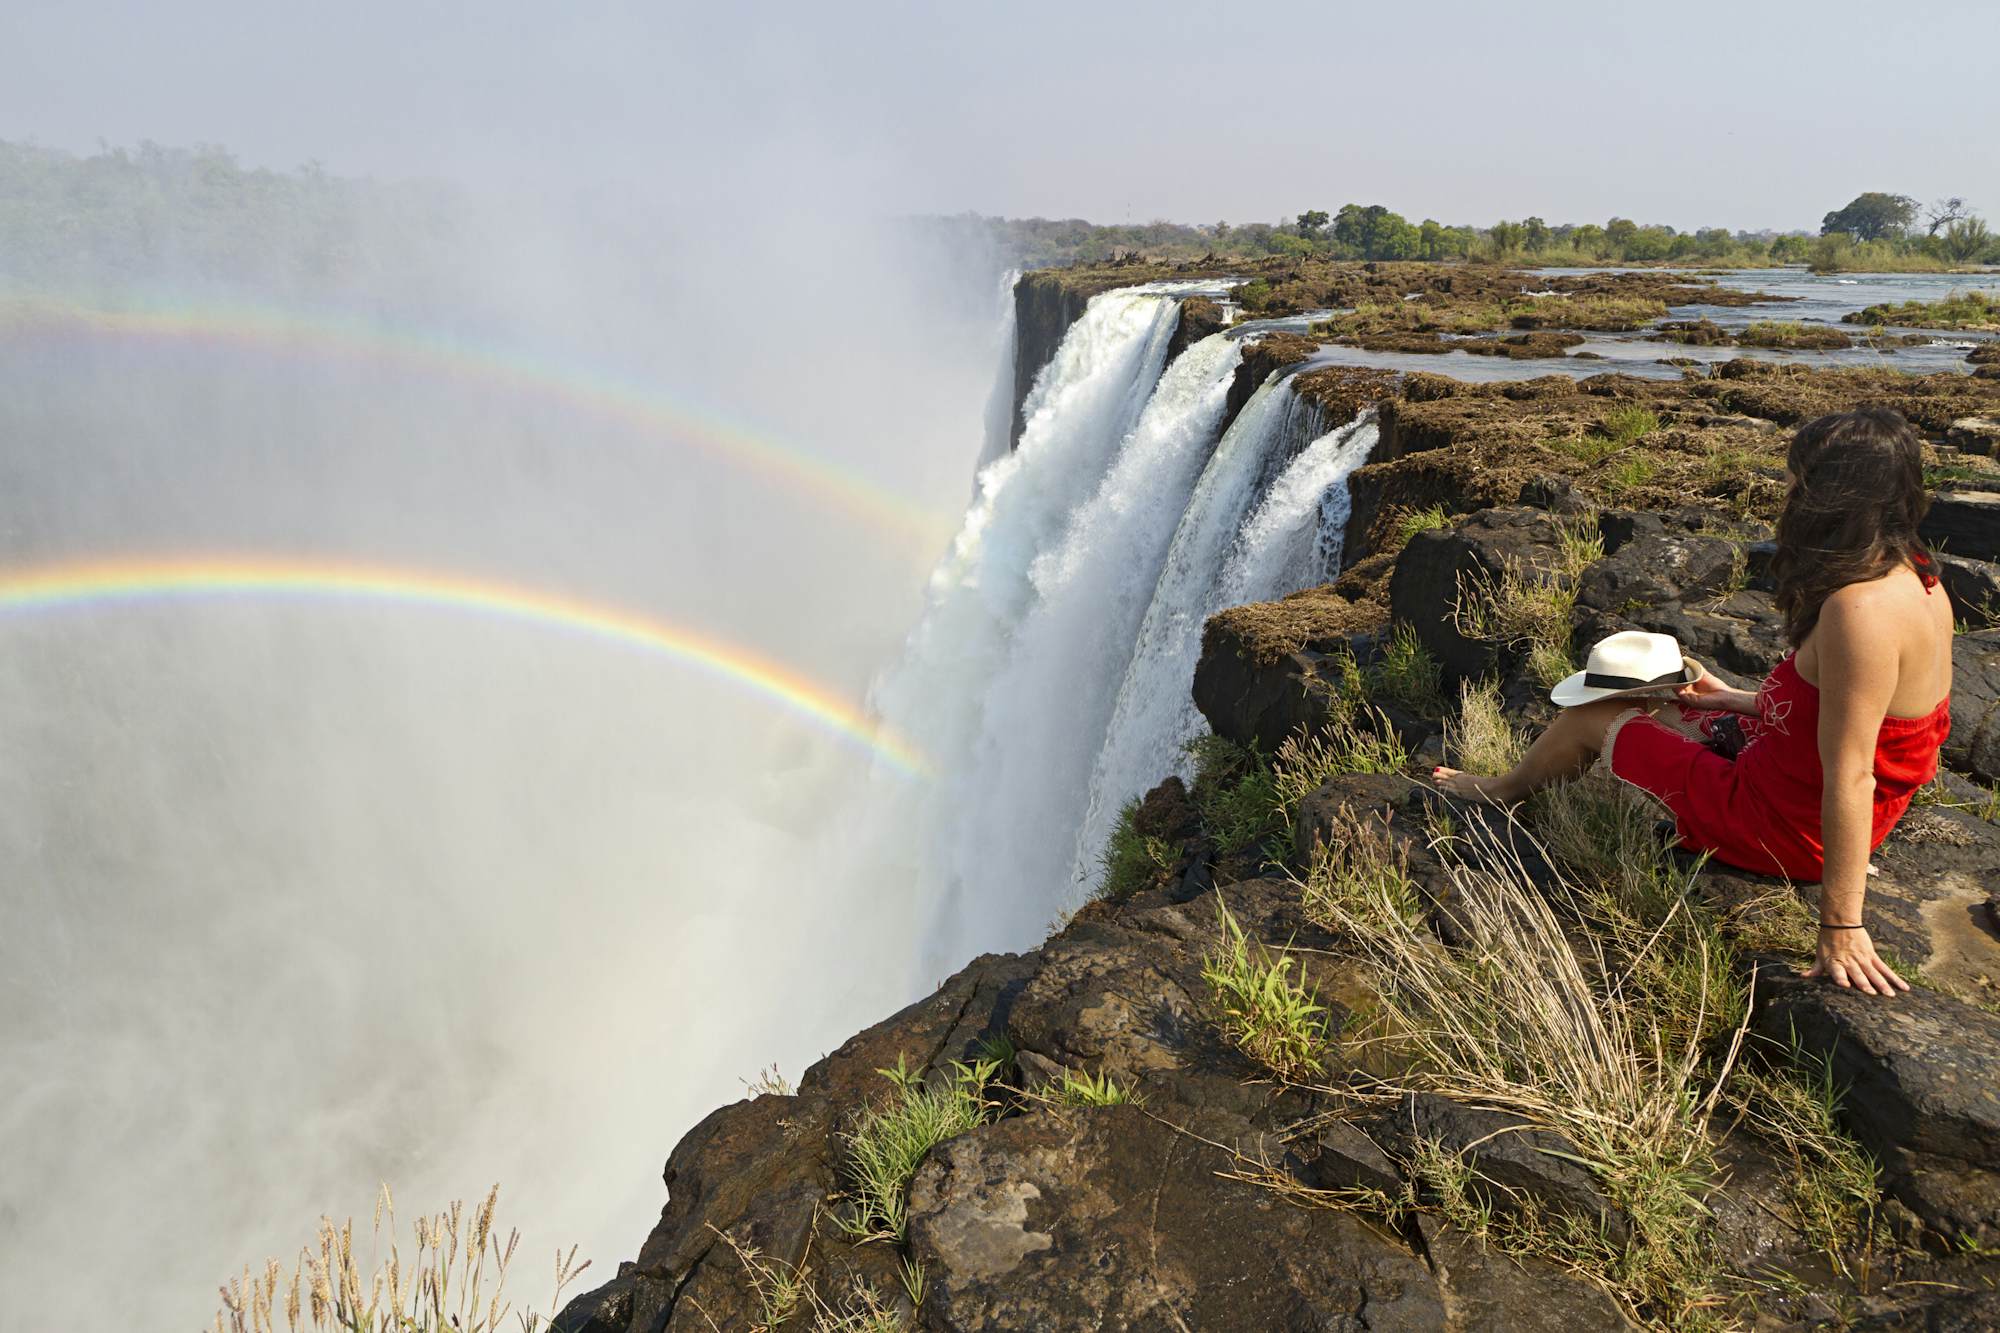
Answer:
[1430, 767, 1516, 804]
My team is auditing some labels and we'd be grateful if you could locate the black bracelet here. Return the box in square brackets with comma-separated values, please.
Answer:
[1818, 922, 1865, 930]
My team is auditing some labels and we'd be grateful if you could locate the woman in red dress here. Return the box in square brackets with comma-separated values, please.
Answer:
[1433, 408, 1953, 998]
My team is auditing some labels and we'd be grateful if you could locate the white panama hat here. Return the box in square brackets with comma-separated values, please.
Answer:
[1549, 630, 1701, 707]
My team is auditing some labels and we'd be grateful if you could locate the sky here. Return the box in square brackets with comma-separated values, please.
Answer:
[4, 0, 1997, 233]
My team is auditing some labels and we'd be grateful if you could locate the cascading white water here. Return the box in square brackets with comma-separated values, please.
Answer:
[850, 281, 1217, 976]
[933, 329, 1244, 954]
[1216, 410, 1380, 607]
[1069, 397, 1379, 890]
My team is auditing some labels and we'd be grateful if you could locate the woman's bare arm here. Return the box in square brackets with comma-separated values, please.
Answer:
[1809, 589, 1910, 995]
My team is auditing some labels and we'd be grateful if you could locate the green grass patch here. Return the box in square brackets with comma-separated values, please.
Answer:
[839, 1054, 999, 1243]
[1054, 1068, 1135, 1107]
[1202, 897, 1329, 1079]
[1368, 622, 1444, 712]
[1736, 320, 1851, 350]
[1391, 503, 1450, 548]
[1601, 405, 1661, 443]
[1845, 289, 2000, 331]
[1096, 798, 1178, 901]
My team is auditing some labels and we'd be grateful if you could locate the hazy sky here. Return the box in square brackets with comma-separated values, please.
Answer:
[5, 0, 1997, 232]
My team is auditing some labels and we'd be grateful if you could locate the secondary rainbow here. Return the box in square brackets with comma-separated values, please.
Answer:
[0, 297, 952, 552]
[0, 555, 931, 778]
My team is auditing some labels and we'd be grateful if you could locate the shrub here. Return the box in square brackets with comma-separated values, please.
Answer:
[1097, 798, 1177, 900]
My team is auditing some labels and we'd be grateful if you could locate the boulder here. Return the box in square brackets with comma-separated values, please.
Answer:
[1573, 528, 1741, 620]
[1755, 975, 2000, 1243]
[905, 1106, 1636, 1332]
[1367, 1092, 1630, 1246]
[1945, 628, 2000, 781]
[1165, 295, 1225, 363]
[1935, 552, 2000, 628]
[1920, 489, 2000, 564]
[1388, 508, 1568, 686]
[1946, 415, 2000, 457]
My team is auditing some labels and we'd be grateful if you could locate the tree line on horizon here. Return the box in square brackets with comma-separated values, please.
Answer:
[955, 191, 1999, 273]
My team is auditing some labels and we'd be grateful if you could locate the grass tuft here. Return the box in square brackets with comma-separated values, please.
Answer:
[1369, 622, 1444, 711]
[1054, 1067, 1135, 1107]
[1730, 1036, 1881, 1276]
[1391, 503, 1451, 548]
[1202, 896, 1328, 1079]
[839, 1055, 999, 1243]
[1307, 809, 1734, 1325]
[1097, 797, 1178, 901]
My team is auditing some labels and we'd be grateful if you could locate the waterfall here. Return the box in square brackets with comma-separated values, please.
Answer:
[1069, 398, 1378, 890]
[930, 330, 1244, 956]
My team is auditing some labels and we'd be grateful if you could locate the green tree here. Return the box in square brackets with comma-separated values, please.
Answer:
[1489, 220, 1526, 255]
[1939, 215, 1993, 263]
[1768, 233, 1813, 264]
[1418, 218, 1447, 260]
[1522, 216, 1550, 252]
[1570, 223, 1608, 258]
[1604, 217, 1638, 254]
[1296, 209, 1329, 240]
[1623, 226, 1674, 261]
[1821, 192, 1917, 242]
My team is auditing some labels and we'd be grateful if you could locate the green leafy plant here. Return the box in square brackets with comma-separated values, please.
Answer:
[1202, 897, 1328, 1079]
[839, 1055, 999, 1242]
[1054, 1068, 1134, 1107]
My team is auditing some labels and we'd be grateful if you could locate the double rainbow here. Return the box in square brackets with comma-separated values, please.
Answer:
[0, 556, 930, 778]
[0, 296, 954, 553]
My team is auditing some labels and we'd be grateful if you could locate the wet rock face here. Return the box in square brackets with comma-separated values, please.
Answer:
[1010, 274, 1093, 447]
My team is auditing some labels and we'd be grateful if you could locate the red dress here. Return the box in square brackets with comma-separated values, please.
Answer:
[1608, 653, 1950, 881]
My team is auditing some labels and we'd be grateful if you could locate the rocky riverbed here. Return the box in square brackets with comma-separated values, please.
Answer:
[556, 271, 2000, 1332]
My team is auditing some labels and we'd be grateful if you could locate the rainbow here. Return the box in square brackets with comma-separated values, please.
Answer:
[0, 555, 930, 778]
[0, 296, 954, 552]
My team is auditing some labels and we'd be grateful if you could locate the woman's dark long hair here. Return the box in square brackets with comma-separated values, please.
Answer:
[1772, 407, 1931, 646]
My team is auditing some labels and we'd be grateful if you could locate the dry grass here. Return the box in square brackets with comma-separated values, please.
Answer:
[1297, 806, 1425, 935]
[1305, 807, 1739, 1326]
[213, 1186, 586, 1333]
[1450, 515, 1602, 691]
[1445, 679, 1525, 776]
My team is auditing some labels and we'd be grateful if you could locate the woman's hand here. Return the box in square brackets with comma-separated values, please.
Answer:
[1676, 668, 1757, 715]
[1806, 927, 1910, 996]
